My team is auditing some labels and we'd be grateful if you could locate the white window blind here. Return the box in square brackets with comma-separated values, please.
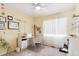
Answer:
[43, 17, 67, 37]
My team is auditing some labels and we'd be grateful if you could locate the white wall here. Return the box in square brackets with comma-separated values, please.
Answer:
[67, 4, 79, 56]
[68, 36, 79, 56]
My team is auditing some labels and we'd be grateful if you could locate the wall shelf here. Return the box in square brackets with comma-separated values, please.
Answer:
[72, 16, 79, 32]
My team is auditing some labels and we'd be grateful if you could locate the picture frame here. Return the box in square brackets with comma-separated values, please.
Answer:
[8, 21, 19, 30]
[0, 16, 5, 21]
[7, 15, 13, 20]
[0, 21, 5, 30]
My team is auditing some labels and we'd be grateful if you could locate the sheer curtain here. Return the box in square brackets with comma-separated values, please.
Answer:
[43, 17, 67, 37]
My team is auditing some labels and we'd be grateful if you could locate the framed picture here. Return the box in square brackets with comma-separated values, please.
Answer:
[0, 16, 5, 21]
[8, 21, 19, 30]
[0, 21, 5, 30]
[7, 15, 13, 20]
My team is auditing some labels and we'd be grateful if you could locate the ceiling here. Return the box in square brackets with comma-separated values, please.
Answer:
[5, 3, 76, 17]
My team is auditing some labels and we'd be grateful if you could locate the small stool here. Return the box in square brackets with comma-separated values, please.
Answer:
[35, 42, 41, 47]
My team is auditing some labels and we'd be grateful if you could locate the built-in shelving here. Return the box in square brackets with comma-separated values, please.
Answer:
[72, 16, 79, 33]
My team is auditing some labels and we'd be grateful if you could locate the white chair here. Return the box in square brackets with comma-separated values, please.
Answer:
[33, 34, 43, 47]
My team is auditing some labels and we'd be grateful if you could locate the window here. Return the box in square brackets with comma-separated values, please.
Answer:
[43, 17, 67, 37]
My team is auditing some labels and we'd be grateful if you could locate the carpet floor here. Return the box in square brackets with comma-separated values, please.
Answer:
[5, 45, 67, 56]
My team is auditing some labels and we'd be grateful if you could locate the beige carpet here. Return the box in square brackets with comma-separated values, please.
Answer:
[5, 45, 67, 56]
